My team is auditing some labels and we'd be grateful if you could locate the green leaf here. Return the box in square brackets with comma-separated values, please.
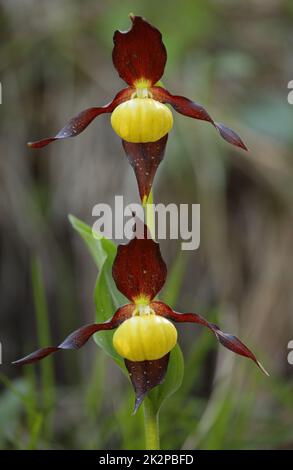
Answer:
[68, 214, 106, 269]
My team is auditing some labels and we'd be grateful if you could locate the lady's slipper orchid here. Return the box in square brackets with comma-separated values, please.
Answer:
[13, 230, 267, 412]
[28, 15, 247, 204]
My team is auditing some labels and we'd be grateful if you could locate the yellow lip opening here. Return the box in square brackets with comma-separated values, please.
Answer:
[113, 314, 177, 361]
[111, 98, 173, 143]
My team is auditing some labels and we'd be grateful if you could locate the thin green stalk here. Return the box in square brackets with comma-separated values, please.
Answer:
[142, 190, 160, 450]
[143, 398, 160, 450]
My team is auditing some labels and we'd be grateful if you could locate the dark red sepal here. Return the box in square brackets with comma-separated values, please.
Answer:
[12, 346, 60, 365]
[152, 301, 268, 375]
[125, 353, 170, 413]
[112, 16, 167, 86]
[151, 87, 247, 151]
[12, 305, 134, 366]
[151, 87, 213, 124]
[122, 135, 168, 203]
[113, 236, 167, 302]
[27, 88, 132, 149]
[214, 122, 248, 150]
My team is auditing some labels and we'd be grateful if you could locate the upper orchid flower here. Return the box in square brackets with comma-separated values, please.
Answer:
[28, 15, 247, 204]
[13, 228, 267, 412]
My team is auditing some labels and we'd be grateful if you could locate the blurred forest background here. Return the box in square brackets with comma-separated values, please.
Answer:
[0, 0, 293, 450]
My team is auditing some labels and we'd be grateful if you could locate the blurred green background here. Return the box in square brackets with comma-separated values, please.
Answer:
[0, 0, 293, 450]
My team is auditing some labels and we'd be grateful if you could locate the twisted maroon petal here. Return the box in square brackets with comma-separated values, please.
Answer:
[112, 15, 167, 86]
[113, 236, 167, 302]
[152, 87, 213, 123]
[125, 353, 170, 413]
[12, 305, 134, 366]
[151, 87, 247, 151]
[152, 301, 268, 375]
[122, 135, 168, 203]
[28, 88, 132, 149]
[214, 122, 248, 150]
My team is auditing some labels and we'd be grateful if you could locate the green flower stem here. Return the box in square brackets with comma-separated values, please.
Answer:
[143, 190, 160, 450]
[143, 398, 160, 450]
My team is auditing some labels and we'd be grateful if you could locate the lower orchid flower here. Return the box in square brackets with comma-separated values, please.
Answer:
[28, 15, 247, 204]
[13, 229, 268, 412]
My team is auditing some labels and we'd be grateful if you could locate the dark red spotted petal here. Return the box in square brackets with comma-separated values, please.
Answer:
[113, 236, 167, 303]
[151, 87, 213, 123]
[152, 301, 269, 375]
[27, 88, 132, 149]
[125, 353, 170, 413]
[151, 87, 248, 151]
[112, 15, 167, 86]
[12, 304, 134, 366]
[122, 135, 168, 204]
